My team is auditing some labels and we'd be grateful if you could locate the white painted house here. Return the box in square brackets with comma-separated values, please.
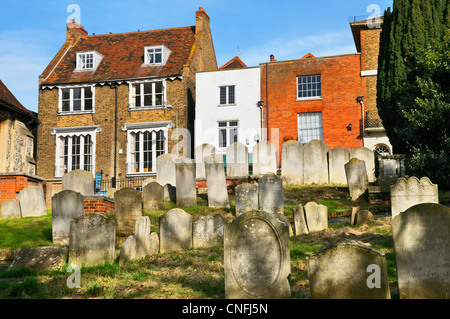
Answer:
[195, 62, 261, 160]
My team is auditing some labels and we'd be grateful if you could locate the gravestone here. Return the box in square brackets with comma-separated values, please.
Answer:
[193, 214, 225, 248]
[328, 146, 350, 185]
[149, 232, 159, 255]
[306, 242, 390, 299]
[1, 199, 21, 219]
[258, 173, 284, 215]
[52, 190, 85, 245]
[159, 208, 193, 252]
[224, 211, 291, 299]
[391, 203, 450, 299]
[293, 204, 309, 235]
[119, 216, 155, 263]
[62, 169, 94, 196]
[281, 140, 303, 185]
[350, 206, 360, 225]
[119, 236, 138, 264]
[253, 141, 277, 177]
[226, 142, 249, 177]
[156, 153, 178, 187]
[176, 162, 197, 207]
[205, 156, 229, 208]
[143, 181, 165, 210]
[390, 176, 439, 218]
[349, 147, 376, 183]
[18, 186, 47, 218]
[164, 184, 176, 203]
[303, 139, 329, 184]
[114, 187, 143, 237]
[8, 246, 69, 272]
[304, 202, 328, 232]
[235, 183, 259, 217]
[345, 158, 369, 201]
[195, 143, 216, 180]
[355, 210, 373, 225]
[142, 177, 155, 188]
[68, 213, 116, 266]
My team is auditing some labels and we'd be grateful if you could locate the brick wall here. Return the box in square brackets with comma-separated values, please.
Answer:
[0, 174, 46, 202]
[83, 196, 115, 215]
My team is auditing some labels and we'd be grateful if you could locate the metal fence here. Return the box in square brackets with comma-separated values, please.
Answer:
[95, 175, 150, 194]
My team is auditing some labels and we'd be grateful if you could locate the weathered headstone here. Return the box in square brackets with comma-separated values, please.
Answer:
[62, 169, 94, 196]
[355, 210, 373, 225]
[52, 190, 85, 245]
[303, 139, 329, 184]
[119, 236, 138, 264]
[345, 158, 369, 201]
[328, 146, 350, 185]
[195, 143, 216, 180]
[159, 208, 193, 252]
[390, 176, 438, 218]
[224, 211, 291, 299]
[164, 184, 176, 203]
[193, 214, 225, 248]
[0, 199, 21, 219]
[306, 242, 390, 299]
[175, 162, 197, 207]
[349, 147, 376, 183]
[350, 206, 360, 225]
[281, 140, 303, 185]
[119, 216, 155, 263]
[148, 232, 159, 255]
[143, 181, 164, 210]
[8, 246, 69, 272]
[391, 203, 450, 299]
[253, 141, 277, 177]
[205, 156, 229, 208]
[156, 153, 178, 187]
[18, 185, 47, 218]
[304, 202, 328, 232]
[226, 142, 249, 177]
[114, 187, 143, 237]
[234, 183, 259, 217]
[293, 204, 309, 235]
[68, 213, 116, 266]
[258, 173, 284, 215]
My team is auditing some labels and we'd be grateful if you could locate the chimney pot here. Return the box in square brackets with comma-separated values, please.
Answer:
[270, 55, 276, 62]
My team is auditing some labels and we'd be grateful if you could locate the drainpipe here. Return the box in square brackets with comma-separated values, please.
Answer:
[357, 95, 365, 146]
[111, 84, 118, 188]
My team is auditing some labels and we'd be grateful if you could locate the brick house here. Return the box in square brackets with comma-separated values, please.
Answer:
[37, 8, 217, 186]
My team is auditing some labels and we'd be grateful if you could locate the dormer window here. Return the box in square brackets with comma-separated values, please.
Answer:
[144, 45, 171, 66]
[76, 51, 103, 71]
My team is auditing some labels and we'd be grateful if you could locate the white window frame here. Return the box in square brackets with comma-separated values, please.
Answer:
[297, 75, 322, 100]
[297, 112, 323, 144]
[52, 126, 101, 178]
[75, 51, 103, 71]
[219, 85, 236, 106]
[123, 121, 171, 176]
[128, 79, 167, 109]
[218, 120, 239, 150]
[58, 85, 95, 114]
[143, 45, 171, 66]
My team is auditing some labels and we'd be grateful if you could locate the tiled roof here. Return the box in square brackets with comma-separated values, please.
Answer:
[41, 26, 197, 85]
[219, 56, 247, 70]
[0, 80, 35, 117]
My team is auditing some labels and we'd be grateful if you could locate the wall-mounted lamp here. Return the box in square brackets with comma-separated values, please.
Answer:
[356, 95, 364, 103]
[347, 123, 352, 131]
[257, 101, 263, 108]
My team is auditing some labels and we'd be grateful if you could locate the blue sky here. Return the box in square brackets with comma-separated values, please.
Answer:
[0, 0, 393, 112]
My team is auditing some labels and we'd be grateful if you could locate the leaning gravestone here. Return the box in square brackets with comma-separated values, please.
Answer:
[176, 161, 197, 207]
[0, 199, 21, 219]
[193, 214, 225, 248]
[205, 155, 229, 208]
[303, 139, 329, 184]
[345, 158, 369, 201]
[391, 203, 450, 299]
[349, 147, 376, 183]
[159, 208, 193, 252]
[18, 186, 46, 218]
[8, 246, 69, 272]
[306, 242, 390, 299]
[62, 169, 94, 196]
[293, 204, 309, 235]
[258, 173, 284, 215]
[143, 181, 165, 210]
[390, 176, 438, 218]
[235, 183, 259, 217]
[52, 190, 85, 245]
[226, 142, 249, 177]
[253, 141, 277, 177]
[156, 153, 178, 187]
[68, 213, 116, 266]
[114, 188, 143, 237]
[195, 143, 216, 180]
[304, 202, 328, 232]
[224, 210, 291, 299]
[281, 140, 303, 185]
[328, 146, 350, 185]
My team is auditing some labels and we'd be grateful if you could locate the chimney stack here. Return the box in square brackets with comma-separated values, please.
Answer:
[66, 19, 88, 43]
[195, 7, 210, 35]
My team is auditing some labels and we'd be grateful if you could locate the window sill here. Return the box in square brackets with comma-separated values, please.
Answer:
[58, 110, 95, 116]
[128, 106, 168, 111]
[296, 97, 323, 101]
[217, 104, 237, 107]
[126, 172, 157, 177]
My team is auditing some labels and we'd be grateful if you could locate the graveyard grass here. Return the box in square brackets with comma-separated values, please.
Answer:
[0, 186, 399, 299]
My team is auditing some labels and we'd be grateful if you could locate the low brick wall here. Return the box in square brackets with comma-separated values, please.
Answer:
[196, 176, 258, 194]
[0, 173, 46, 202]
[84, 196, 115, 215]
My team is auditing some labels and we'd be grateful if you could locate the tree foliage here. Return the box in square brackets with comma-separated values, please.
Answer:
[377, 0, 450, 188]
